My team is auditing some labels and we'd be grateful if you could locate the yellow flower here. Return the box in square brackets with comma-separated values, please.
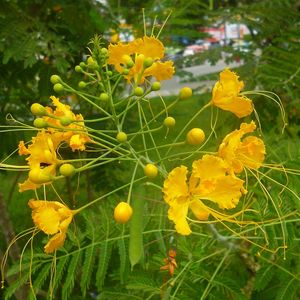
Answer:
[162, 155, 245, 235]
[218, 121, 266, 174]
[211, 68, 253, 118]
[44, 96, 91, 151]
[18, 131, 61, 192]
[108, 36, 174, 84]
[28, 199, 74, 253]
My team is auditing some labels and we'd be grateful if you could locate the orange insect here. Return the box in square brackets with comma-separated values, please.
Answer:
[160, 249, 178, 276]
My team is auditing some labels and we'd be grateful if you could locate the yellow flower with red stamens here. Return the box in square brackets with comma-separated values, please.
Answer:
[211, 68, 253, 118]
[162, 155, 246, 235]
[28, 199, 75, 253]
[218, 121, 266, 174]
[108, 36, 174, 84]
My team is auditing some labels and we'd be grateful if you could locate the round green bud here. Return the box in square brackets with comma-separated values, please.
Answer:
[143, 57, 153, 68]
[33, 118, 47, 129]
[59, 164, 76, 177]
[60, 117, 73, 126]
[151, 81, 161, 91]
[78, 81, 87, 89]
[123, 68, 130, 75]
[101, 48, 108, 55]
[107, 71, 113, 76]
[99, 93, 109, 101]
[116, 131, 127, 143]
[50, 75, 61, 84]
[163, 116, 176, 128]
[134, 87, 144, 97]
[30, 103, 46, 116]
[87, 56, 95, 65]
[79, 62, 86, 68]
[179, 87, 193, 99]
[53, 83, 64, 93]
[75, 65, 82, 72]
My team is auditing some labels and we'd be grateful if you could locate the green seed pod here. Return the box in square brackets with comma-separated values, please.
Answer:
[129, 191, 145, 269]
[79, 62, 86, 68]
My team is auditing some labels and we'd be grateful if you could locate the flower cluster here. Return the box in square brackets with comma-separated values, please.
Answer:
[108, 36, 175, 84]
[163, 68, 265, 235]
[18, 96, 90, 192]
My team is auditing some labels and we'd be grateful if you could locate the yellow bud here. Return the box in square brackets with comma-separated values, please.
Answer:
[114, 202, 133, 224]
[179, 87, 193, 99]
[144, 164, 158, 179]
[186, 128, 205, 145]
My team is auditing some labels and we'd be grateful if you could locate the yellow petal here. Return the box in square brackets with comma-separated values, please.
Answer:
[163, 166, 189, 204]
[192, 155, 226, 180]
[144, 61, 175, 81]
[189, 199, 210, 220]
[200, 175, 245, 210]
[28, 200, 73, 234]
[135, 36, 164, 59]
[44, 231, 66, 253]
[236, 136, 265, 170]
[19, 178, 40, 192]
[168, 201, 191, 235]
[18, 141, 30, 155]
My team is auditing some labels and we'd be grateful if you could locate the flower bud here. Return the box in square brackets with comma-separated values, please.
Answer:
[53, 83, 64, 93]
[122, 55, 134, 68]
[75, 65, 82, 72]
[116, 131, 127, 143]
[33, 118, 47, 128]
[60, 117, 73, 126]
[179, 87, 193, 99]
[99, 93, 109, 101]
[78, 81, 87, 89]
[144, 58, 153, 68]
[186, 128, 205, 145]
[163, 116, 176, 128]
[114, 202, 133, 224]
[144, 164, 158, 179]
[50, 75, 61, 84]
[134, 87, 144, 97]
[151, 81, 161, 91]
[30, 103, 46, 116]
[59, 164, 76, 177]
